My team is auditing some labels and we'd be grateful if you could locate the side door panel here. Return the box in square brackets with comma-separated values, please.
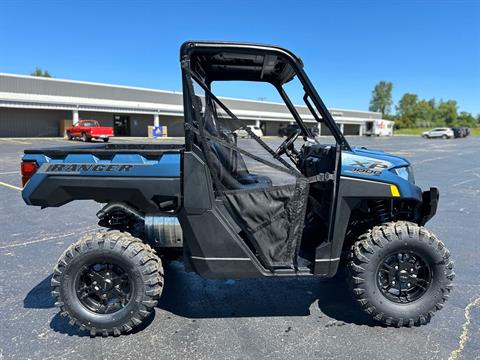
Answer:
[179, 147, 270, 278]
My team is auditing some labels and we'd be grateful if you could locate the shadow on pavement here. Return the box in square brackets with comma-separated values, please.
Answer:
[24, 260, 379, 337]
[23, 274, 55, 309]
[49, 310, 155, 337]
[50, 313, 90, 337]
[158, 261, 379, 326]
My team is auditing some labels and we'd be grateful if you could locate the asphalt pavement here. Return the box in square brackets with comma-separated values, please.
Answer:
[0, 135, 479, 360]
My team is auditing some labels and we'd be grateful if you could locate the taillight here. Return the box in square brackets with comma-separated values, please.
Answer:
[21, 161, 38, 187]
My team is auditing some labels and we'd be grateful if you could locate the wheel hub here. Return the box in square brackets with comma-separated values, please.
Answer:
[76, 262, 132, 314]
[377, 252, 432, 303]
[398, 269, 409, 282]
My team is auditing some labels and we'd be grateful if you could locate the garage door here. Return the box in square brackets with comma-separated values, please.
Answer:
[343, 124, 360, 135]
[0, 108, 70, 137]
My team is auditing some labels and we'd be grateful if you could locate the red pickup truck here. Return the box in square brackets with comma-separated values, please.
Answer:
[66, 120, 114, 142]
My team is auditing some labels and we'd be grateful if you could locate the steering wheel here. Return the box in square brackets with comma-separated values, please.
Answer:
[275, 129, 302, 159]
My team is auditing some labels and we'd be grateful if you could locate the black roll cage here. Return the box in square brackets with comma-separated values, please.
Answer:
[180, 41, 352, 152]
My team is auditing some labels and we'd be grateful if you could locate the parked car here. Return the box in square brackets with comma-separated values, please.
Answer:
[21, 41, 453, 336]
[234, 125, 263, 138]
[279, 124, 319, 137]
[278, 124, 299, 137]
[461, 127, 470, 137]
[451, 127, 466, 138]
[66, 120, 114, 142]
[421, 128, 454, 139]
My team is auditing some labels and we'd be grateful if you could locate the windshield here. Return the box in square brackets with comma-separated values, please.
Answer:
[211, 76, 328, 141]
[80, 121, 99, 127]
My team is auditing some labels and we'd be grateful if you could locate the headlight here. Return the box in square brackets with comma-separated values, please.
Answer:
[391, 166, 415, 183]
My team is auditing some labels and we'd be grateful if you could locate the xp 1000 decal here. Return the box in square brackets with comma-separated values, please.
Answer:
[342, 152, 391, 176]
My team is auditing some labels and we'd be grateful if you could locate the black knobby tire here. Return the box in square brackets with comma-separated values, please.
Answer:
[347, 221, 454, 327]
[51, 230, 163, 336]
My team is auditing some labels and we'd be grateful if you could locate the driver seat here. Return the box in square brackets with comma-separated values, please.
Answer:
[198, 96, 272, 190]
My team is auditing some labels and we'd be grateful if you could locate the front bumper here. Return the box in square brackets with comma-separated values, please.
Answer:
[420, 187, 439, 225]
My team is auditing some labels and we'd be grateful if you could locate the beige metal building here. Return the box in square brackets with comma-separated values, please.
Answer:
[0, 73, 385, 137]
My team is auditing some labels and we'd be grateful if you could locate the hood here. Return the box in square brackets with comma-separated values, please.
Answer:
[341, 146, 410, 176]
[350, 147, 409, 167]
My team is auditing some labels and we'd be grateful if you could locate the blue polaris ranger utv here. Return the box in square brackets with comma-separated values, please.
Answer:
[21, 41, 454, 336]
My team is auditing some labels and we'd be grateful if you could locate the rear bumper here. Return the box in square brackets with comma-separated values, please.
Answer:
[420, 187, 439, 225]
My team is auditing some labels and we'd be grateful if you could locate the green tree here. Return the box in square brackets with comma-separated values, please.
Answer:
[369, 81, 393, 116]
[414, 100, 436, 128]
[456, 111, 476, 127]
[30, 67, 52, 77]
[436, 100, 458, 126]
[390, 89, 477, 129]
[396, 93, 418, 128]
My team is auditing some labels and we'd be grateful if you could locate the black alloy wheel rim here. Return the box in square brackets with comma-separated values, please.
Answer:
[76, 262, 132, 314]
[377, 252, 432, 304]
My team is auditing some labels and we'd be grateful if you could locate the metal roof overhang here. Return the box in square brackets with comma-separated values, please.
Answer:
[0, 91, 182, 116]
[0, 91, 368, 125]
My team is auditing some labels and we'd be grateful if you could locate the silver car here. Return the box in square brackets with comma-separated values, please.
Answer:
[422, 128, 454, 139]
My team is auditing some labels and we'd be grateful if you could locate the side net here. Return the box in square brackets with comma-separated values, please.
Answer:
[184, 65, 309, 269]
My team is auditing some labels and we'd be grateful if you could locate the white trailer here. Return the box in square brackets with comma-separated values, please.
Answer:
[364, 119, 394, 136]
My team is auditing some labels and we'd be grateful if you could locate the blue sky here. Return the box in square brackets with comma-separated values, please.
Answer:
[0, 0, 479, 115]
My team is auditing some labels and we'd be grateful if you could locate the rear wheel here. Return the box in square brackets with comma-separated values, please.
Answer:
[81, 132, 88, 142]
[103, 137, 109, 143]
[51, 230, 163, 336]
[67, 132, 73, 140]
[347, 221, 454, 327]
[442, 134, 448, 139]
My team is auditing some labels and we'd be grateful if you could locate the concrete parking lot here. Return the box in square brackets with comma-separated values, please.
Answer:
[0, 135, 479, 360]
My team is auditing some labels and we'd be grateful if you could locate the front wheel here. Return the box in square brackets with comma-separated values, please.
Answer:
[442, 134, 448, 139]
[51, 230, 163, 336]
[103, 137, 109, 143]
[347, 221, 454, 327]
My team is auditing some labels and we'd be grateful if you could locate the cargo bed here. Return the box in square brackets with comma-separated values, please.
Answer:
[24, 143, 184, 159]
[22, 143, 183, 212]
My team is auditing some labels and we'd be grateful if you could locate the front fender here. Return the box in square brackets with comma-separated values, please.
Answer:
[314, 176, 425, 277]
[419, 187, 439, 226]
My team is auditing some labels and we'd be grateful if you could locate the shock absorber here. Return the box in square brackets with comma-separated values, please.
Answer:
[374, 200, 390, 223]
